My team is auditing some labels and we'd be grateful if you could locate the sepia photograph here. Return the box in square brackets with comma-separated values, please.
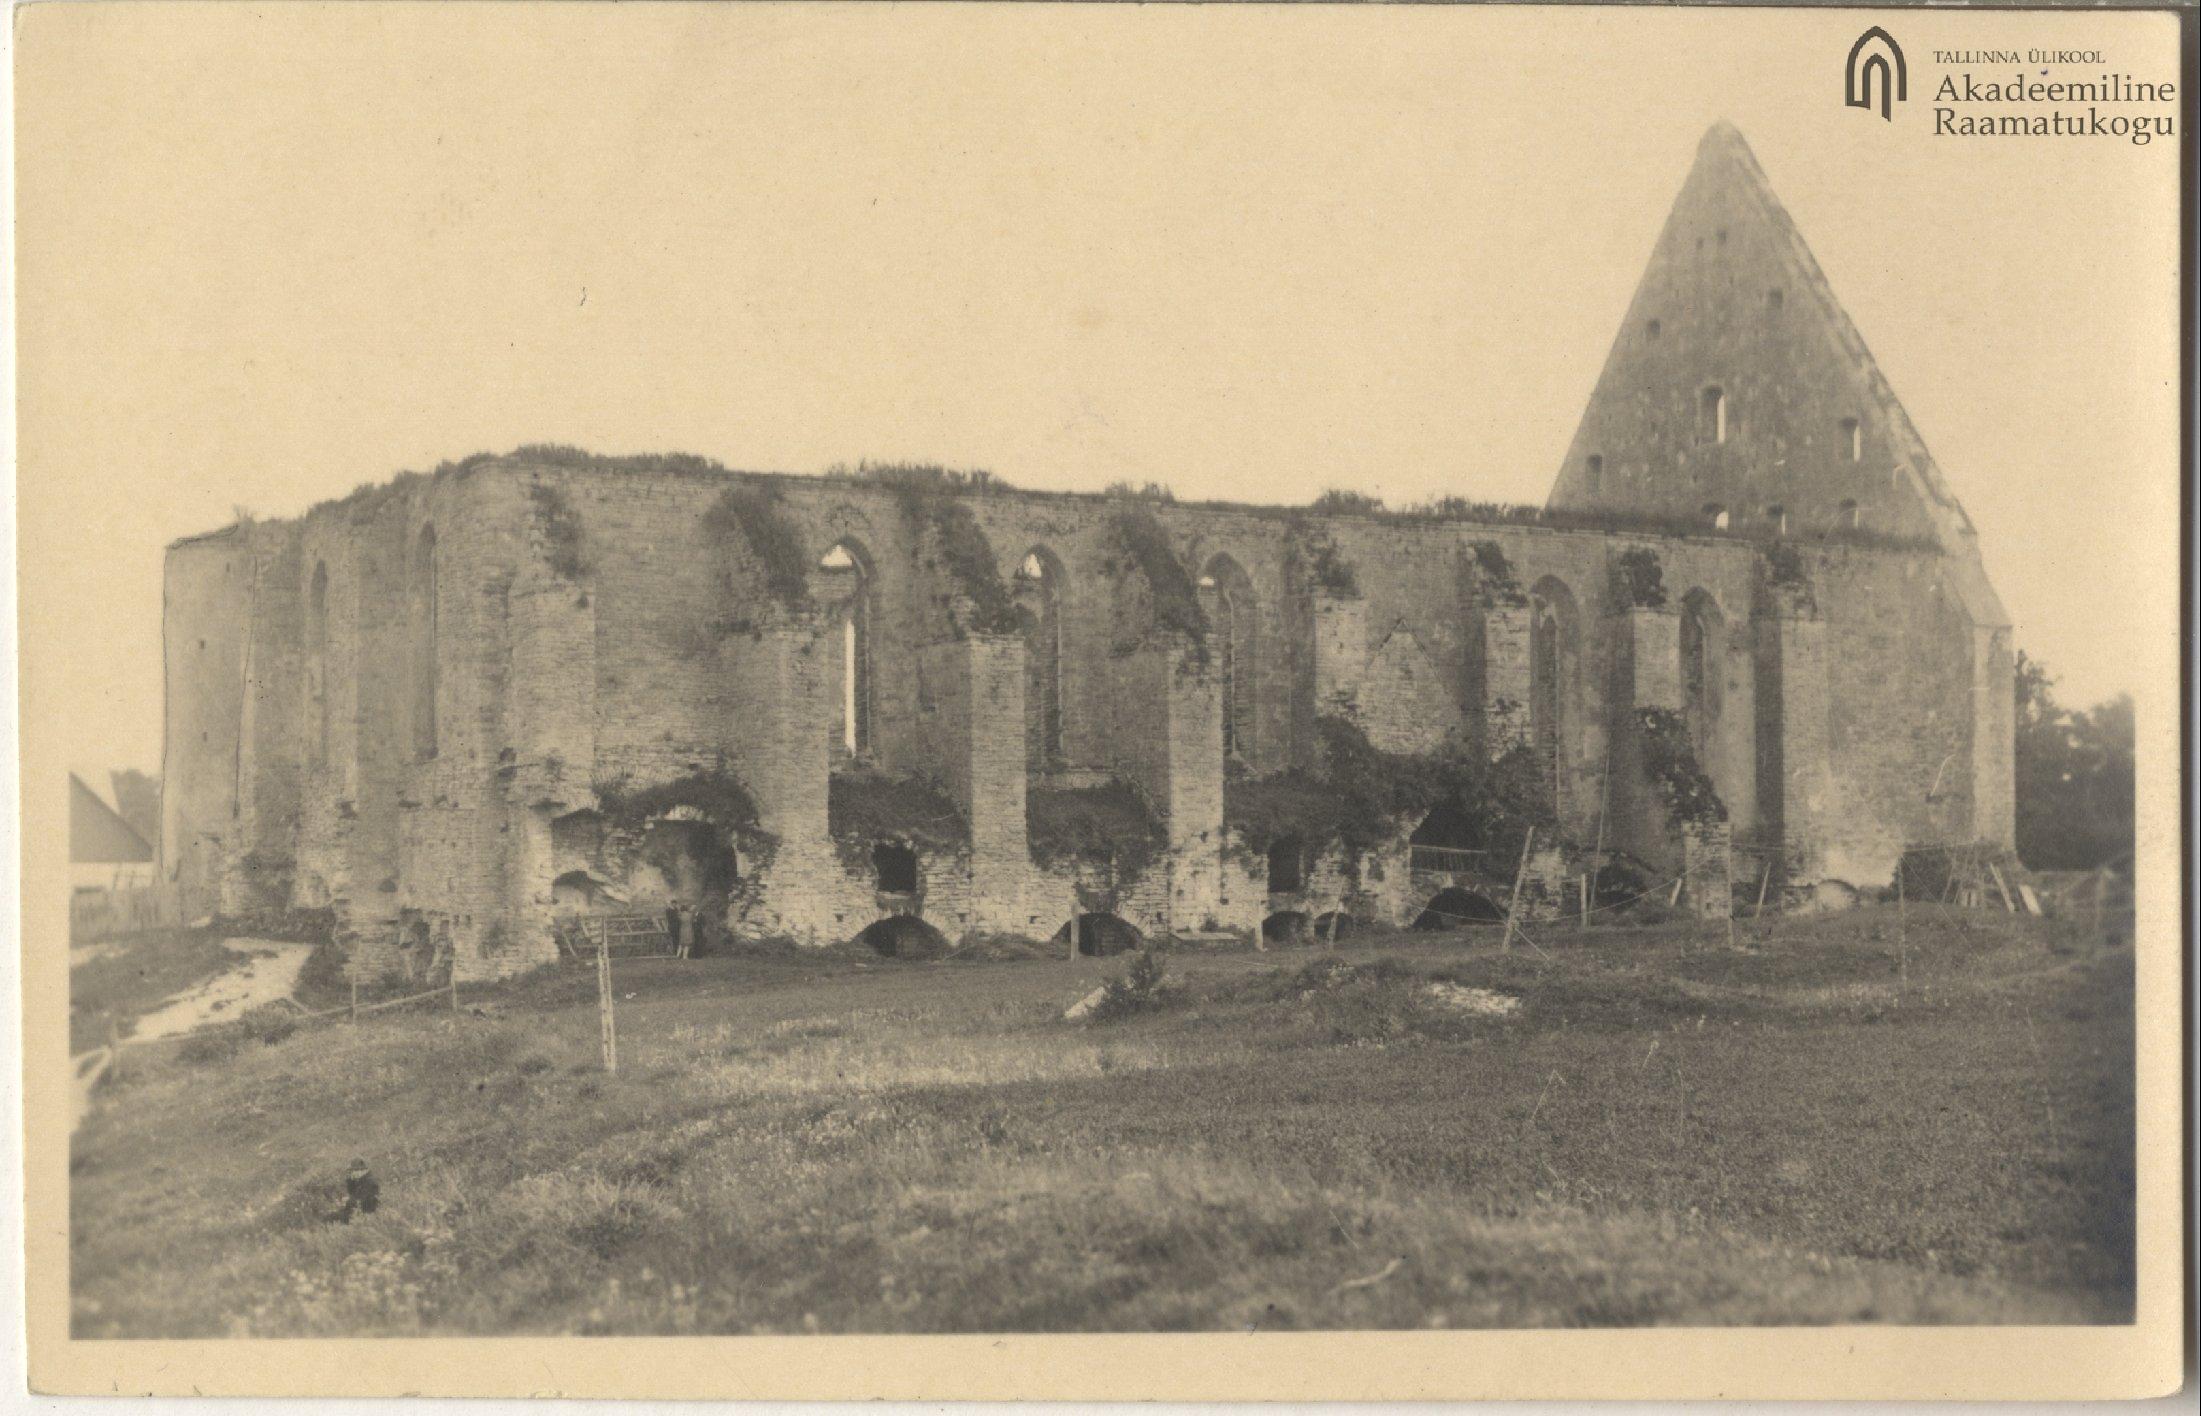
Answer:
[16, 1, 2186, 1401]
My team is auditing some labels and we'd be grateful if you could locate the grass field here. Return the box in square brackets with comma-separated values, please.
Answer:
[69, 907, 2135, 1336]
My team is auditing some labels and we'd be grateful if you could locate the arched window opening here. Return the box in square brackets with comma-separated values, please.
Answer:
[1201, 555, 1258, 762]
[1765, 504, 1788, 535]
[1700, 387, 1728, 445]
[1528, 577, 1579, 813]
[819, 541, 873, 757]
[307, 561, 329, 768]
[1703, 503, 1730, 531]
[1014, 548, 1066, 768]
[1585, 454, 1604, 495]
[1266, 834, 1305, 894]
[1840, 499, 1862, 530]
[872, 841, 918, 895]
[1841, 417, 1863, 462]
[409, 526, 438, 759]
[1680, 588, 1724, 763]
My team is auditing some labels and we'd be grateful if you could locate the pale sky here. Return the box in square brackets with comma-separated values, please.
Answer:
[19, 4, 2182, 777]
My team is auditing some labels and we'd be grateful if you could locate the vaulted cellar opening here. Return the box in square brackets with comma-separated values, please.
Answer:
[1411, 887, 1505, 930]
[855, 915, 950, 959]
[1050, 912, 1143, 956]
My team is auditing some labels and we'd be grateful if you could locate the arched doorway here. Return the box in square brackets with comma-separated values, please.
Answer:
[1261, 910, 1311, 945]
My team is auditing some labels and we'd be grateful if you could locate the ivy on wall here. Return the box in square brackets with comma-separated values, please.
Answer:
[1635, 707, 1726, 827]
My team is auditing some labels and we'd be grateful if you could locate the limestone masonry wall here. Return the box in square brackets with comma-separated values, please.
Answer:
[161, 455, 2005, 978]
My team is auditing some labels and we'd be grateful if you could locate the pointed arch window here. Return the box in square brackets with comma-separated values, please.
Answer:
[1200, 555, 1258, 762]
[1014, 549, 1066, 767]
[1700, 386, 1728, 445]
[307, 561, 330, 768]
[819, 541, 874, 757]
[409, 527, 438, 759]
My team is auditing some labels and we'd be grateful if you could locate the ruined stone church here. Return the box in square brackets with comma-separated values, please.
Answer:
[162, 123, 2013, 978]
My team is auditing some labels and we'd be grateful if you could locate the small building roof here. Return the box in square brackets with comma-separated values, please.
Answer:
[70, 773, 154, 865]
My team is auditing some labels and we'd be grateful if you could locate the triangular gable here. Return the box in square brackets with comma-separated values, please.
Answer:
[1547, 122, 2006, 629]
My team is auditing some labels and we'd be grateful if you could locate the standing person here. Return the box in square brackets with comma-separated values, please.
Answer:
[664, 900, 684, 957]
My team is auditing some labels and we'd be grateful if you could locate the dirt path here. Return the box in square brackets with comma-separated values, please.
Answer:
[128, 938, 315, 1041]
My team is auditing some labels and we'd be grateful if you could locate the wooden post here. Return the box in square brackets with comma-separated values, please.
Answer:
[1069, 911, 1081, 963]
[1896, 865, 1908, 986]
[1499, 826, 1535, 955]
[1725, 846, 1737, 952]
[1754, 859, 1773, 920]
[1579, 873, 1590, 931]
[596, 925, 618, 1073]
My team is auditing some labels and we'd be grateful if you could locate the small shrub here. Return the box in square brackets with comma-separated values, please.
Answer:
[1611, 546, 1668, 609]
[1473, 542, 1528, 606]
[1636, 708, 1726, 826]
[702, 483, 811, 611]
[1309, 488, 1386, 516]
[1090, 949, 1169, 1021]
[526, 483, 590, 580]
[1106, 508, 1208, 646]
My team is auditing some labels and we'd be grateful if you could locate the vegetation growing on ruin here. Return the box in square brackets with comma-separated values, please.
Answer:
[863, 464, 1023, 636]
[1764, 540, 1810, 589]
[593, 768, 760, 834]
[827, 768, 969, 871]
[1105, 508, 1208, 646]
[526, 483, 591, 581]
[1472, 542, 1528, 606]
[1635, 708, 1726, 827]
[1226, 716, 1553, 870]
[1026, 778, 1168, 879]
[702, 484, 811, 613]
[591, 766, 780, 873]
[1309, 489, 1386, 516]
[1290, 519, 1359, 596]
[1609, 546, 1668, 609]
[1103, 480, 1176, 503]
